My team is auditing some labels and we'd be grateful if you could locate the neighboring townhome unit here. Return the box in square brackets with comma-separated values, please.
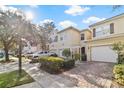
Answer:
[88, 13, 124, 63]
[57, 26, 81, 57]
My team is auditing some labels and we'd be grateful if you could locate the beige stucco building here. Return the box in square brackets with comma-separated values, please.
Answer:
[49, 13, 124, 63]
[87, 13, 124, 63]
[49, 26, 81, 57]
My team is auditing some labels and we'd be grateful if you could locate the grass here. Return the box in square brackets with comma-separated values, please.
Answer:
[0, 69, 34, 88]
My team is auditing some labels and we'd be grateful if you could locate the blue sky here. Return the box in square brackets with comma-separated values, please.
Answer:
[9, 5, 124, 30]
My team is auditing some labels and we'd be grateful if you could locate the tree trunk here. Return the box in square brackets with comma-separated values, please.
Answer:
[18, 38, 22, 76]
[4, 46, 9, 61]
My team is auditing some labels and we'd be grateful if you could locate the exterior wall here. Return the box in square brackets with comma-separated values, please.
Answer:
[49, 28, 81, 57]
[80, 30, 92, 60]
[90, 15, 124, 39]
[80, 31, 91, 46]
[57, 28, 80, 56]
[58, 29, 80, 48]
[88, 14, 124, 62]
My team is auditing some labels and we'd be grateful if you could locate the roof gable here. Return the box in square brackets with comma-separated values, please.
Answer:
[58, 26, 80, 33]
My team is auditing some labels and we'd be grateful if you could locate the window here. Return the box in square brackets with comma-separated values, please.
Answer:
[81, 34, 85, 40]
[110, 23, 114, 34]
[54, 36, 58, 42]
[94, 25, 110, 38]
[93, 28, 96, 37]
[49, 38, 52, 43]
[60, 37, 63, 41]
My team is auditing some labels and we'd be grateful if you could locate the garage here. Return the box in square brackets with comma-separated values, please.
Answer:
[91, 45, 118, 63]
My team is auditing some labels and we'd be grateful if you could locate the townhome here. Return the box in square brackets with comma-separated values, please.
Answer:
[87, 13, 124, 63]
[48, 13, 124, 63]
[49, 26, 81, 57]
[57, 26, 81, 57]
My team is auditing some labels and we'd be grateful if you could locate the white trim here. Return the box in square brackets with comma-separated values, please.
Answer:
[92, 33, 124, 41]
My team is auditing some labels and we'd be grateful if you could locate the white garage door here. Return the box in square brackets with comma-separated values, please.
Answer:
[91, 45, 118, 63]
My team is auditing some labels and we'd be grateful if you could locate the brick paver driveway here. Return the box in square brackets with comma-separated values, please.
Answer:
[0, 61, 119, 88]
[62, 62, 115, 88]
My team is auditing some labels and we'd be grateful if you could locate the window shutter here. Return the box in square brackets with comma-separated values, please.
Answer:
[93, 28, 96, 37]
[110, 23, 114, 34]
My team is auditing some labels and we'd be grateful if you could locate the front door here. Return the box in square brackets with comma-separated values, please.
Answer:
[81, 47, 87, 61]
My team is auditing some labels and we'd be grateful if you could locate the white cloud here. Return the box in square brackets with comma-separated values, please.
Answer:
[0, 5, 18, 12]
[40, 19, 54, 24]
[83, 16, 106, 24]
[39, 19, 54, 26]
[59, 20, 77, 28]
[64, 5, 90, 16]
[0, 5, 24, 17]
[29, 5, 38, 8]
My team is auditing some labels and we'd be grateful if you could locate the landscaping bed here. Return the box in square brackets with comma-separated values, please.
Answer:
[38, 56, 75, 74]
[0, 69, 34, 88]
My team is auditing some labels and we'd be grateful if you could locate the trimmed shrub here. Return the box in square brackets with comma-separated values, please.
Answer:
[112, 42, 124, 64]
[113, 64, 124, 85]
[39, 56, 75, 74]
[62, 49, 71, 58]
[39, 57, 64, 73]
[63, 59, 75, 69]
[73, 53, 80, 61]
[118, 54, 124, 64]
[81, 53, 87, 61]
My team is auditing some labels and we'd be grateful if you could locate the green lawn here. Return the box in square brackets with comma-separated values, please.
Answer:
[0, 70, 34, 88]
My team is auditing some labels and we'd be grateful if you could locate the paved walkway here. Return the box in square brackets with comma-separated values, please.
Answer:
[0, 61, 122, 88]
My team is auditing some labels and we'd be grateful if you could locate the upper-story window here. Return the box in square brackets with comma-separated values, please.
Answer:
[93, 24, 111, 38]
[49, 38, 52, 43]
[110, 23, 114, 34]
[54, 36, 58, 42]
[81, 34, 85, 40]
[60, 37, 63, 41]
[93, 28, 96, 37]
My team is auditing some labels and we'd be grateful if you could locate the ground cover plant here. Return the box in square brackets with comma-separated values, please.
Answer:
[0, 69, 34, 88]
